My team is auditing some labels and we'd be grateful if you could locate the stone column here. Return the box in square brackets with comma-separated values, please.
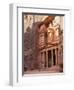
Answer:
[46, 50, 48, 68]
[58, 46, 60, 65]
[51, 50, 53, 66]
[55, 48, 58, 65]
[41, 52, 45, 70]
[38, 52, 42, 71]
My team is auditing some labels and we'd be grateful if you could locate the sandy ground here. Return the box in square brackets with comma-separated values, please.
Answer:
[24, 65, 63, 74]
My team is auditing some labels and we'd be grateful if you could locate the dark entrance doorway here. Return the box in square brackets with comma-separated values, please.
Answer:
[53, 49, 56, 65]
[44, 52, 47, 68]
[48, 50, 52, 67]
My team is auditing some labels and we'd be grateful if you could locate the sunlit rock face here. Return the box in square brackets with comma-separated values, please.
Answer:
[24, 15, 64, 33]
[24, 15, 45, 33]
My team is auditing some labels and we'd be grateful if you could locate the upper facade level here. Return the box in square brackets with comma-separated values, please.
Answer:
[38, 23, 63, 49]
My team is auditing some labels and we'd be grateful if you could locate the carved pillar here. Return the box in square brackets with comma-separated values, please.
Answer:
[38, 52, 41, 70]
[58, 46, 60, 65]
[40, 52, 45, 70]
[55, 48, 58, 65]
[51, 50, 53, 66]
[46, 50, 48, 68]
